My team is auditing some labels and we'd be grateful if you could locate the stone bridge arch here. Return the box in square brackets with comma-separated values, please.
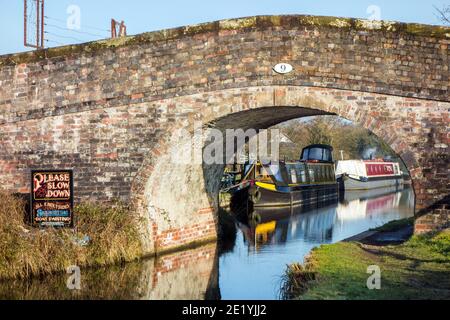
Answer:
[131, 85, 448, 253]
[0, 15, 448, 255]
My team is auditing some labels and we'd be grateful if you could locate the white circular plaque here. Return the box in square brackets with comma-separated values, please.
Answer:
[273, 63, 293, 74]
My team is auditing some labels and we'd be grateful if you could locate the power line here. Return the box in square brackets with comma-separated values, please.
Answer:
[45, 39, 65, 46]
[44, 22, 106, 38]
[44, 31, 87, 43]
[44, 15, 111, 33]
[25, 0, 125, 49]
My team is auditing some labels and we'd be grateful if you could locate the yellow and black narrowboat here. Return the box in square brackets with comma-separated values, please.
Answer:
[235, 144, 338, 209]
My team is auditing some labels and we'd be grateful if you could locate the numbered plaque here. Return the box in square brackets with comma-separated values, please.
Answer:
[273, 63, 294, 74]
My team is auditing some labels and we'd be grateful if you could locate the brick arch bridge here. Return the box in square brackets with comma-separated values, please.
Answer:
[0, 15, 448, 254]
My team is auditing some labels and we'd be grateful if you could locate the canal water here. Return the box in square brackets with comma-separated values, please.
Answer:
[0, 187, 414, 300]
[219, 186, 414, 299]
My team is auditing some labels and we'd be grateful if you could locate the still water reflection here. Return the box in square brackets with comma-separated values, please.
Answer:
[0, 187, 414, 300]
[219, 186, 414, 300]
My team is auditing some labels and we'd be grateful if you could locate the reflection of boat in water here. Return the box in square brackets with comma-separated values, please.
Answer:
[234, 199, 338, 249]
[336, 159, 404, 190]
[341, 184, 405, 202]
[233, 187, 414, 250]
[337, 189, 402, 221]
[244, 197, 338, 225]
[233, 145, 338, 213]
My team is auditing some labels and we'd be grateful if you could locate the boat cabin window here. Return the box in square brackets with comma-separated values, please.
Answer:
[321, 166, 326, 181]
[290, 169, 297, 184]
[318, 165, 334, 182]
[328, 166, 334, 180]
[300, 168, 307, 183]
[315, 165, 325, 182]
[301, 146, 333, 162]
[285, 163, 307, 184]
[308, 169, 315, 182]
[267, 165, 283, 183]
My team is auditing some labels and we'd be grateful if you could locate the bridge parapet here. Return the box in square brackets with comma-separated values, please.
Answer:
[0, 15, 449, 126]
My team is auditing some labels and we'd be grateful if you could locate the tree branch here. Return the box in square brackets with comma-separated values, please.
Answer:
[434, 5, 450, 25]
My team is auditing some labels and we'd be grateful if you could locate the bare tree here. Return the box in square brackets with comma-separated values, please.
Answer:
[435, 5, 450, 25]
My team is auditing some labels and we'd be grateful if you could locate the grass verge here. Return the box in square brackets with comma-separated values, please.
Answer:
[0, 192, 142, 280]
[370, 217, 414, 232]
[281, 229, 450, 300]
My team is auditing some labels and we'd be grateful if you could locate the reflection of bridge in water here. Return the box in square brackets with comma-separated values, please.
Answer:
[0, 243, 220, 300]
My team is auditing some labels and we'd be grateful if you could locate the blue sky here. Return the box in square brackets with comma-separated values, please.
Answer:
[0, 0, 448, 55]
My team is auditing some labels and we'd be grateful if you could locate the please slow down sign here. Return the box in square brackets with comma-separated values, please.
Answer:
[31, 170, 74, 228]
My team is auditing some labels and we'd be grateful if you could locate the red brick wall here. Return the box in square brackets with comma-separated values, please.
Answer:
[0, 15, 448, 252]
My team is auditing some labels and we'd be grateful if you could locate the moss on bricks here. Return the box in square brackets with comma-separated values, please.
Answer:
[1, 14, 448, 67]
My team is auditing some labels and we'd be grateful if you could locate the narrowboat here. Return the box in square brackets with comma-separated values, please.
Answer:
[234, 144, 338, 209]
[335, 159, 404, 191]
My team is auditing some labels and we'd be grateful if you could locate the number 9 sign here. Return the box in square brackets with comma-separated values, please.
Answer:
[273, 63, 293, 74]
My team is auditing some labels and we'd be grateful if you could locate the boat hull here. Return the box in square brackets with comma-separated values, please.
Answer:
[249, 184, 338, 208]
[252, 199, 339, 224]
[343, 175, 404, 191]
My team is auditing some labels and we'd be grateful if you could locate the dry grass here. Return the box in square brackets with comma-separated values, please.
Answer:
[279, 256, 318, 300]
[0, 192, 142, 280]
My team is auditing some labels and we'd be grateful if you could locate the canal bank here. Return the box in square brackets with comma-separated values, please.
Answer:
[281, 221, 450, 300]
